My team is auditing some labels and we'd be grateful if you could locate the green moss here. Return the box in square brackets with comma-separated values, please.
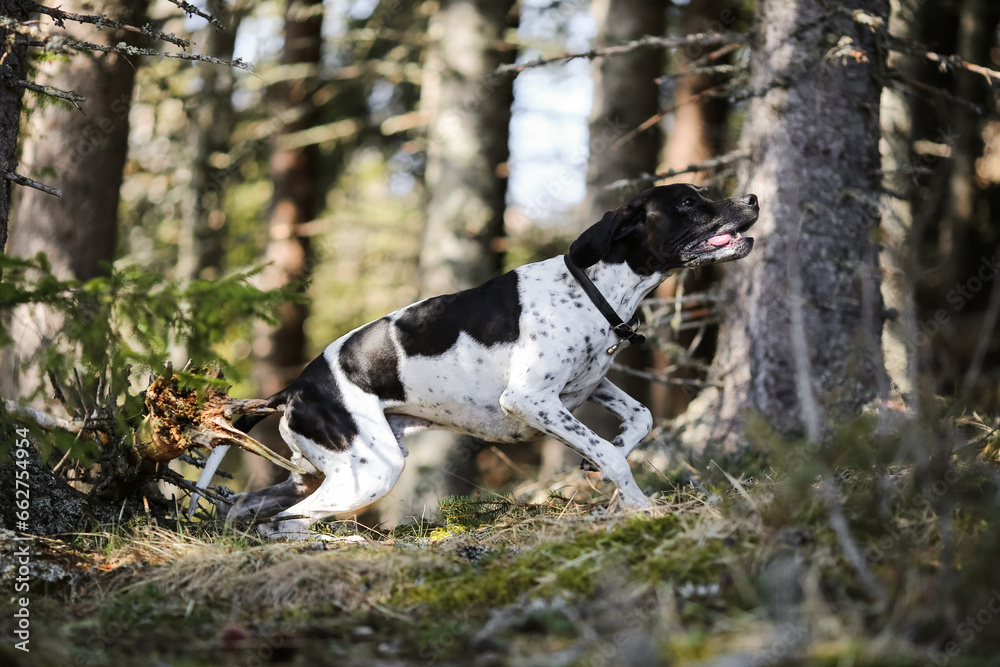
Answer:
[398, 513, 746, 618]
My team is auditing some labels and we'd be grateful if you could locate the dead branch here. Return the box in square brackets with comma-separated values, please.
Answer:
[164, 0, 224, 31]
[656, 63, 738, 83]
[610, 365, 721, 389]
[496, 31, 746, 76]
[611, 81, 735, 152]
[605, 149, 751, 192]
[5, 171, 62, 197]
[28, 1, 191, 49]
[897, 77, 984, 115]
[887, 35, 1000, 84]
[49, 37, 255, 71]
[16, 79, 85, 110]
[4, 400, 91, 434]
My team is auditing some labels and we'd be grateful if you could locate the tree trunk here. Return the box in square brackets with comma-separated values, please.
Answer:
[570, 0, 665, 454]
[879, 0, 919, 400]
[584, 0, 666, 216]
[175, 0, 248, 287]
[650, 0, 730, 420]
[681, 0, 890, 454]
[417, 0, 515, 295]
[0, 0, 30, 273]
[387, 0, 515, 514]
[247, 0, 324, 488]
[171, 0, 248, 366]
[1, 0, 147, 400]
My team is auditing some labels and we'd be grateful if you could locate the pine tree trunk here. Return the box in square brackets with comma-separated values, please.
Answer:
[681, 0, 890, 453]
[175, 0, 248, 287]
[651, 0, 730, 420]
[253, 0, 323, 398]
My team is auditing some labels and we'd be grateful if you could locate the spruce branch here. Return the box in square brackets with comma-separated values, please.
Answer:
[28, 2, 191, 49]
[16, 78, 85, 110]
[495, 31, 747, 76]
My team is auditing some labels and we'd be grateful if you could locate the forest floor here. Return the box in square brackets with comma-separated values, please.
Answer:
[3, 413, 1000, 667]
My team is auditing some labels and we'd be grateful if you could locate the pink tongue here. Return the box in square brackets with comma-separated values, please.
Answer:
[707, 234, 732, 247]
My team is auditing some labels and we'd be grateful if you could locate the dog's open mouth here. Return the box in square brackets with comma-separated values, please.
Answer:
[706, 231, 747, 248]
[694, 229, 754, 263]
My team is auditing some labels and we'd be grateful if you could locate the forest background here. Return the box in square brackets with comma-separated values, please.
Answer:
[1, 0, 1000, 665]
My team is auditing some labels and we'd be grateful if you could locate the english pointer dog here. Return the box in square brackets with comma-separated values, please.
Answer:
[191, 184, 759, 538]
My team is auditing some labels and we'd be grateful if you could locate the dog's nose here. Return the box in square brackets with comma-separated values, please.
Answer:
[742, 193, 758, 208]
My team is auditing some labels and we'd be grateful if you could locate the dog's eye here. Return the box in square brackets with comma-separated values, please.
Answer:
[679, 197, 696, 208]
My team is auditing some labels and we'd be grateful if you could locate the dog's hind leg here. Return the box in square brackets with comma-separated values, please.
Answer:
[259, 408, 407, 539]
[225, 470, 324, 520]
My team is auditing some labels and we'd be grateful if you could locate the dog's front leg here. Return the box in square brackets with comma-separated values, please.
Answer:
[587, 378, 654, 457]
[499, 387, 651, 508]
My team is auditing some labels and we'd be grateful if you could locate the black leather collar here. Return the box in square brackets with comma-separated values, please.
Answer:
[563, 254, 645, 354]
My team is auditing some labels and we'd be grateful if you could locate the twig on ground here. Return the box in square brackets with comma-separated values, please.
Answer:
[819, 477, 890, 610]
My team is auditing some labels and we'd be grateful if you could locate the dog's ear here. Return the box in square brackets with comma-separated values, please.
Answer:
[568, 204, 645, 268]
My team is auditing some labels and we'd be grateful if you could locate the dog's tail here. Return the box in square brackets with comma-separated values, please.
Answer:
[187, 389, 291, 520]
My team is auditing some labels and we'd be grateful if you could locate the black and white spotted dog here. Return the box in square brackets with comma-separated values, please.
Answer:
[192, 184, 759, 538]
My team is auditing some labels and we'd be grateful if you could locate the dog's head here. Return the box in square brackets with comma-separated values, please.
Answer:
[568, 184, 759, 274]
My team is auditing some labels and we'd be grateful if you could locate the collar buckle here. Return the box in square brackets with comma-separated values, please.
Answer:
[564, 254, 646, 356]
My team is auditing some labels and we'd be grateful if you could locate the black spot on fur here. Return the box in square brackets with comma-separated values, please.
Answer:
[339, 318, 407, 402]
[394, 271, 522, 357]
[285, 356, 359, 452]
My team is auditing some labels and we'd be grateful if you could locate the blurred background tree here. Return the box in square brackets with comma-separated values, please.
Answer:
[2, 0, 999, 528]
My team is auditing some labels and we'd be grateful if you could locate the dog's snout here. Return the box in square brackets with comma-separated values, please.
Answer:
[742, 193, 758, 209]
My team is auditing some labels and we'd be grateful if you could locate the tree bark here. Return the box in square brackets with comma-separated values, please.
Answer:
[7, 0, 146, 281]
[171, 0, 248, 366]
[650, 0, 730, 420]
[388, 0, 515, 511]
[0, 0, 31, 274]
[417, 0, 515, 295]
[247, 0, 324, 489]
[1, 0, 147, 400]
[584, 0, 666, 217]
[681, 0, 890, 453]
[175, 0, 248, 287]
[879, 0, 919, 400]
[252, 0, 324, 399]
[571, 0, 665, 450]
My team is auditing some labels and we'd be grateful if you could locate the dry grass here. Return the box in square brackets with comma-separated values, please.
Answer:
[3, 413, 1000, 666]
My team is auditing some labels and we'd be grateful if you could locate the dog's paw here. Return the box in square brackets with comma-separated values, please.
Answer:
[609, 490, 654, 512]
[258, 517, 312, 540]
